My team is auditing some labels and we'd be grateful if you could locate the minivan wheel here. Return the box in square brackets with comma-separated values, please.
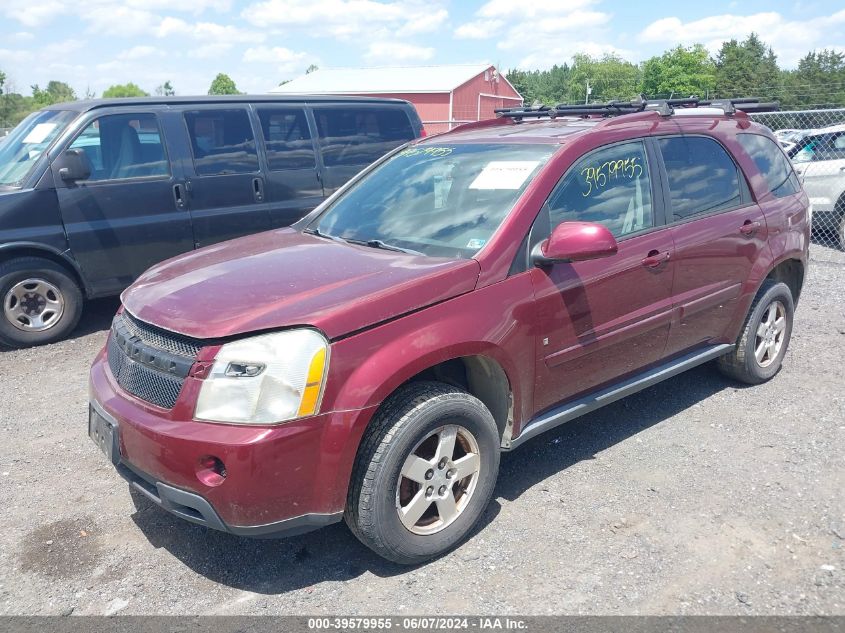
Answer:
[345, 381, 500, 565]
[0, 257, 83, 349]
[717, 280, 794, 385]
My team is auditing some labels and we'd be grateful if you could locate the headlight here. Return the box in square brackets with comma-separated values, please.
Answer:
[195, 329, 329, 424]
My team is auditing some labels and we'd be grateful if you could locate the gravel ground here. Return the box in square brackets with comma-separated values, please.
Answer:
[0, 245, 843, 617]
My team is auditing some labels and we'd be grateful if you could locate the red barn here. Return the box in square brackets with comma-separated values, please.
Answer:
[270, 64, 523, 134]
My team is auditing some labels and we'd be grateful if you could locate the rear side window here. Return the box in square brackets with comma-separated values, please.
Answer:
[184, 109, 258, 176]
[659, 136, 742, 221]
[314, 107, 414, 167]
[69, 113, 169, 181]
[256, 108, 316, 171]
[737, 133, 800, 198]
[546, 140, 653, 238]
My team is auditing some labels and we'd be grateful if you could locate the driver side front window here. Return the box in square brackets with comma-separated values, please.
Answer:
[546, 140, 653, 238]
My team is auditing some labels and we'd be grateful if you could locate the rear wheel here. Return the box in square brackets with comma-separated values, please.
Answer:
[345, 381, 500, 565]
[717, 280, 794, 384]
[0, 257, 83, 348]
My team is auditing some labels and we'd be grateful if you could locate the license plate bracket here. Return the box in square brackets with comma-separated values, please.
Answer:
[89, 405, 120, 466]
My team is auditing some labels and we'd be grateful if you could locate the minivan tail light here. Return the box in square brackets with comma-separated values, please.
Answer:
[419, 127, 427, 138]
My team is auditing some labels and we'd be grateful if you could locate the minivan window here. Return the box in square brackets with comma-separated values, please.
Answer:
[659, 136, 742, 220]
[737, 133, 800, 198]
[309, 143, 557, 258]
[314, 107, 414, 167]
[257, 108, 316, 171]
[69, 113, 169, 181]
[0, 110, 77, 187]
[184, 109, 259, 176]
[546, 140, 653, 238]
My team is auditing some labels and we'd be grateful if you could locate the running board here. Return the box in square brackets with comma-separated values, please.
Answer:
[505, 344, 734, 451]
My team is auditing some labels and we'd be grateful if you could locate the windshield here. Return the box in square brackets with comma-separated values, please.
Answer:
[308, 143, 557, 258]
[0, 110, 77, 188]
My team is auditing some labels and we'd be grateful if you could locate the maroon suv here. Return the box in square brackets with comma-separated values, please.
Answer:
[89, 98, 809, 564]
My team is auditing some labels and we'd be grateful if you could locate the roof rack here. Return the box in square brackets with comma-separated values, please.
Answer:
[495, 96, 779, 121]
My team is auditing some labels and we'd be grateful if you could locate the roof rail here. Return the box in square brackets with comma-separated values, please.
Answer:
[495, 96, 779, 121]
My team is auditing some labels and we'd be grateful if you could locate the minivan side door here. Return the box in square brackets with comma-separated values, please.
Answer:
[254, 105, 325, 228]
[53, 109, 194, 297]
[179, 107, 271, 247]
[530, 139, 675, 412]
[656, 134, 769, 356]
[310, 105, 417, 194]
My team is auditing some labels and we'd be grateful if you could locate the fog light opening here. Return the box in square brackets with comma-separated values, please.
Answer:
[196, 455, 227, 487]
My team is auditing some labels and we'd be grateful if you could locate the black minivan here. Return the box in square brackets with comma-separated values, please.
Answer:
[0, 96, 423, 347]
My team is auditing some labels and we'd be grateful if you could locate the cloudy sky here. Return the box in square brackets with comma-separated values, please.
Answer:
[1, 0, 843, 97]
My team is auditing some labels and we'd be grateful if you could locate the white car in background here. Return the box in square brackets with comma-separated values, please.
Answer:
[787, 123, 845, 249]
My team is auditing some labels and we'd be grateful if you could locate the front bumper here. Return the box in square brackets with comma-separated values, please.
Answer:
[89, 346, 375, 536]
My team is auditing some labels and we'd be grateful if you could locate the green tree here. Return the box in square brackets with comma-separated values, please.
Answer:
[568, 53, 641, 103]
[305, 64, 319, 74]
[31, 80, 76, 107]
[779, 49, 845, 109]
[102, 83, 149, 98]
[641, 44, 715, 98]
[714, 33, 780, 99]
[506, 64, 573, 105]
[155, 80, 175, 96]
[208, 73, 240, 95]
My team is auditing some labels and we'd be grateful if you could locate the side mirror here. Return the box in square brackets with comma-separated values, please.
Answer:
[532, 221, 618, 266]
[55, 149, 92, 182]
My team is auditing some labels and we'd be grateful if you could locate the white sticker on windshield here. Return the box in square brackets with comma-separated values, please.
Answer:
[469, 161, 540, 190]
[22, 123, 57, 144]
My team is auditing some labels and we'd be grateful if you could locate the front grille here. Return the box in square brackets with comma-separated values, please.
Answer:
[120, 312, 202, 358]
[107, 312, 202, 409]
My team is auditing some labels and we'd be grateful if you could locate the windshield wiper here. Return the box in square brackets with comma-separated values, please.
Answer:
[303, 227, 346, 243]
[346, 238, 425, 256]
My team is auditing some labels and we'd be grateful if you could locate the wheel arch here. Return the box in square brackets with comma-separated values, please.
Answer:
[764, 256, 805, 305]
[0, 242, 89, 297]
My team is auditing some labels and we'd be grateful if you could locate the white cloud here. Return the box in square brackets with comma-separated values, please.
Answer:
[117, 45, 161, 60]
[454, 0, 616, 67]
[364, 41, 435, 62]
[243, 46, 311, 74]
[454, 19, 504, 40]
[241, 0, 447, 39]
[2, 0, 65, 27]
[639, 9, 845, 67]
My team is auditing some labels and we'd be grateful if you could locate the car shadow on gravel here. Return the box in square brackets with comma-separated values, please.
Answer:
[127, 362, 738, 594]
[128, 487, 502, 594]
[495, 363, 742, 502]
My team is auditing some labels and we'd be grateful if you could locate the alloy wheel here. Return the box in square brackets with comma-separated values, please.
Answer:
[395, 424, 481, 535]
[754, 300, 786, 367]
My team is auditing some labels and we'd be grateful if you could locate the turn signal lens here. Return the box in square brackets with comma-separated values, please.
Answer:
[297, 347, 328, 417]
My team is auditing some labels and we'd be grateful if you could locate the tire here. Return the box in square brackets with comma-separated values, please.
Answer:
[345, 381, 500, 565]
[0, 257, 84, 349]
[717, 279, 794, 385]
[838, 211, 845, 251]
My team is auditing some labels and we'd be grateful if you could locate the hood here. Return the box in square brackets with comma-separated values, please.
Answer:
[122, 228, 480, 340]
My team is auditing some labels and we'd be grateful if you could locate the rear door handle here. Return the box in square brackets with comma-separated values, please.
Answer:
[642, 250, 670, 268]
[739, 220, 761, 236]
[172, 183, 186, 210]
[252, 177, 264, 202]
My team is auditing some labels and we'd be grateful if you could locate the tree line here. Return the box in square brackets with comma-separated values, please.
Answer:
[0, 73, 243, 127]
[506, 34, 845, 109]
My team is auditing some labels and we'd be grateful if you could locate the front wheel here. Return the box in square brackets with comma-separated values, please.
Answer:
[717, 280, 794, 384]
[0, 257, 84, 348]
[345, 382, 500, 565]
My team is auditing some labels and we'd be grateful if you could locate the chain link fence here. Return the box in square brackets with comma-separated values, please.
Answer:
[749, 109, 845, 262]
